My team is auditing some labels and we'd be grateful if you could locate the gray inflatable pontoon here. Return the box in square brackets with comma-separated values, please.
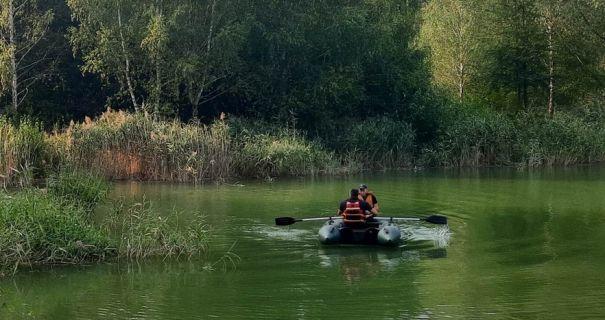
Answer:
[318, 218, 402, 246]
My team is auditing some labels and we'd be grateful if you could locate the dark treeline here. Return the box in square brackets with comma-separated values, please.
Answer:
[0, 0, 604, 167]
[0, 0, 432, 129]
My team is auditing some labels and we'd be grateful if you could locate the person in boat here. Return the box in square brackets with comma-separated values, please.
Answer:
[359, 184, 379, 213]
[338, 189, 376, 223]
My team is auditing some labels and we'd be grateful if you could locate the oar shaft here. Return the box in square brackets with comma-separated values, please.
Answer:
[301, 217, 342, 222]
[375, 217, 421, 222]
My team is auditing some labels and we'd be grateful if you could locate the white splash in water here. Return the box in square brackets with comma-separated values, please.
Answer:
[246, 225, 313, 242]
[401, 224, 452, 248]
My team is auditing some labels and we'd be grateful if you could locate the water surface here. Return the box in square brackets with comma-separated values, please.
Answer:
[2, 166, 605, 319]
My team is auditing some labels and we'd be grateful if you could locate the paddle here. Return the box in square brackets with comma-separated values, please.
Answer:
[275, 214, 447, 226]
[275, 216, 340, 226]
[374, 215, 448, 225]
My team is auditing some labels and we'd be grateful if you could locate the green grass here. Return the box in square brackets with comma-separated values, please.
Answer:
[0, 190, 112, 273]
[47, 170, 110, 210]
[0, 172, 211, 275]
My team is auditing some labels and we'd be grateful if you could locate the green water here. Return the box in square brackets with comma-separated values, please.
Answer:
[2, 166, 605, 319]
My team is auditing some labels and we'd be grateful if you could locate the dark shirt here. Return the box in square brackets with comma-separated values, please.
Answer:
[339, 199, 372, 213]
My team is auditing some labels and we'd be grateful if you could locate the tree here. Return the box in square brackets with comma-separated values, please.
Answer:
[69, 0, 246, 117]
[171, 0, 247, 119]
[420, 0, 479, 101]
[69, 0, 150, 111]
[0, 0, 53, 113]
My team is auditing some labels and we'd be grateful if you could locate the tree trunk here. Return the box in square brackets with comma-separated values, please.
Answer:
[154, 3, 162, 115]
[458, 62, 465, 101]
[155, 59, 160, 114]
[117, 4, 139, 111]
[190, 0, 216, 119]
[8, 0, 18, 112]
[547, 20, 554, 116]
[190, 86, 203, 119]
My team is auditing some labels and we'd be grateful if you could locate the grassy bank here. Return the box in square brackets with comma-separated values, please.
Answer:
[1, 107, 605, 189]
[0, 190, 111, 273]
[0, 171, 209, 275]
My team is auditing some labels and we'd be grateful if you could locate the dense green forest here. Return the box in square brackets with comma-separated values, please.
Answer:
[1, 0, 605, 182]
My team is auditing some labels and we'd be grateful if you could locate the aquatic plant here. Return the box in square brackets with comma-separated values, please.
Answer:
[233, 132, 337, 178]
[0, 189, 212, 274]
[421, 105, 605, 168]
[47, 109, 336, 182]
[48, 110, 230, 182]
[104, 199, 209, 260]
[0, 190, 112, 273]
[2, 107, 605, 188]
[47, 169, 110, 211]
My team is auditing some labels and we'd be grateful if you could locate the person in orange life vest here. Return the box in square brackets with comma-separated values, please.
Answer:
[358, 184, 379, 213]
[338, 189, 375, 222]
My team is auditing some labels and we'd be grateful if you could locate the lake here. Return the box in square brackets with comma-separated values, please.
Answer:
[2, 166, 605, 319]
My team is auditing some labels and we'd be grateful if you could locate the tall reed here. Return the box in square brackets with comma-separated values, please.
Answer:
[0, 118, 47, 188]
[49, 110, 232, 182]
[49, 109, 336, 182]
[337, 117, 416, 169]
[103, 199, 209, 260]
[422, 105, 605, 168]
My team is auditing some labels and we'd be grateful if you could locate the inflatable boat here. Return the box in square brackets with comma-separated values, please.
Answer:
[275, 215, 446, 247]
[318, 218, 402, 246]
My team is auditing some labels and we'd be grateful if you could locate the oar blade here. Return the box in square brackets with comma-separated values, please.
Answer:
[275, 217, 298, 226]
[424, 215, 448, 225]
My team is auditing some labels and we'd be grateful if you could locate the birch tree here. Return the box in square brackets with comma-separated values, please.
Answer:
[171, 0, 245, 119]
[420, 0, 479, 101]
[68, 0, 148, 111]
[0, 0, 53, 113]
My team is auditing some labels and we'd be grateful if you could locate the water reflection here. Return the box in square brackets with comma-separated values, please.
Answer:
[3, 166, 605, 319]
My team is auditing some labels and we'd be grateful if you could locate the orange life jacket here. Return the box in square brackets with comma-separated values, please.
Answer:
[342, 201, 366, 224]
[359, 191, 376, 207]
